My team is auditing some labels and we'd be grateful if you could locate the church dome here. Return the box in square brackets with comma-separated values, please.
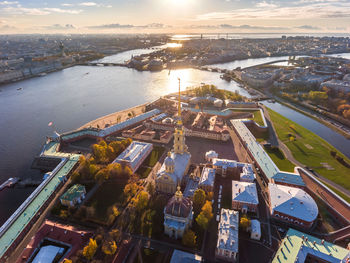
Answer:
[165, 187, 192, 218]
[164, 153, 175, 167]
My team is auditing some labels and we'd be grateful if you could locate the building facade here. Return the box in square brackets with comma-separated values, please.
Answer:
[164, 187, 193, 239]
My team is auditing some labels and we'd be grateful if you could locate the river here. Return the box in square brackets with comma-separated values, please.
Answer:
[0, 47, 349, 225]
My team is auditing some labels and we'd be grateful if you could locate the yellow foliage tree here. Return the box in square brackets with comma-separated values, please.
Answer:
[201, 200, 213, 221]
[240, 215, 251, 230]
[182, 230, 197, 248]
[102, 240, 117, 255]
[83, 238, 98, 260]
[193, 189, 206, 213]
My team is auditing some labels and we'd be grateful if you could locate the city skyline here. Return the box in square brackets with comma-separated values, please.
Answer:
[0, 0, 349, 33]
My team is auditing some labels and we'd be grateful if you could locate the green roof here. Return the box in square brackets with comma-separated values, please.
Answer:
[0, 141, 80, 259]
[60, 184, 85, 202]
[272, 228, 350, 263]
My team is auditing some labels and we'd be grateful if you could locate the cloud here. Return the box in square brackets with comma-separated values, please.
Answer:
[79, 2, 97, 6]
[186, 24, 289, 31]
[255, 1, 278, 8]
[0, 1, 18, 5]
[0, 5, 83, 15]
[88, 23, 170, 29]
[296, 25, 321, 30]
[44, 24, 76, 30]
[195, 2, 350, 20]
[61, 3, 74, 7]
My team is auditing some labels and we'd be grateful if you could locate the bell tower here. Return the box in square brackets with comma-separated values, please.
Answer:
[173, 78, 188, 155]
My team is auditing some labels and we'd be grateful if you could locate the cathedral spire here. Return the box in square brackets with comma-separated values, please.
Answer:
[177, 78, 182, 125]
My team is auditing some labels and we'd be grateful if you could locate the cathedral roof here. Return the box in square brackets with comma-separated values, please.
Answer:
[164, 152, 175, 167]
[165, 190, 192, 218]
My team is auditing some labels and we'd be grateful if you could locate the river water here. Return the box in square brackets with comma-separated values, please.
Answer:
[0, 47, 349, 225]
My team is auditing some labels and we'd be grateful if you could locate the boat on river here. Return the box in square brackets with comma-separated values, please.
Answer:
[0, 177, 20, 191]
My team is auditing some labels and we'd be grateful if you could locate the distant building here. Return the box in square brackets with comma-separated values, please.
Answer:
[113, 141, 153, 173]
[249, 220, 261, 241]
[170, 250, 202, 263]
[216, 209, 239, 262]
[321, 79, 350, 93]
[212, 158, 240, 177]
[272, 228, 350, 263]
[199, 167, 216, 192]
[232, 181, 259, 213]
[60, 184, 86, 208]
[268, 183, 318, 228]
[164, 187, 193, 239]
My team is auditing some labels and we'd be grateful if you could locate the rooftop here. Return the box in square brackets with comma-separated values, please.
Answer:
[269, 183, 318, 223]
[60, 184, 85, 202]
[217, 209, 239, 253]
[114, 141, 153, 171]
[199, 167, 216, 187]
[157, 151, 191, 185]
[170, 249, 202, 263]
[272, 228, 350, 263]
[232, 181, 259, 205]
[231, 120, 305, 187]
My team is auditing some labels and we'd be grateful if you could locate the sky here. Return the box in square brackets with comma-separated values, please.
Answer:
[0, 0, 349, 34]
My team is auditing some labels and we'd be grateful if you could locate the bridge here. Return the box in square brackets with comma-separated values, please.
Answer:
[77, 62, 129, 67]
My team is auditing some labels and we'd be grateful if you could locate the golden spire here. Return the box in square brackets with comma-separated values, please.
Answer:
[175, 185, 183, 201]
[177, 78, 182, 125]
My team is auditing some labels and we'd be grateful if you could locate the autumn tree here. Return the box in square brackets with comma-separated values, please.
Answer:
[141, 209, 156, 237]
[133, 191, 149, 211]
[196, 212, 209, 229]
[182, 230, 197, 248]
[102, 239, 117, 255]
[201, 201, 213, 221]
[240, 214, 251, 231]
[109, 229, 121, 242]
[83, 238, 98, 260]
[193, 189, 206, 214]
[95, 168, 109, 184]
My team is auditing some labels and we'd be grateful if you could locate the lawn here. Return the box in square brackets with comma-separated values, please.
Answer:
[142, 146, 165, 167]
[264, 147, 295, 172]
[85, 181, 125, 224]
[267, 108, 350, 191]
[252, 110, 265, 126]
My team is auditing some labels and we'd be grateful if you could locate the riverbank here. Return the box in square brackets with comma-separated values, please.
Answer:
[272, 96, 350, 139]
[267, 108, 350, 195]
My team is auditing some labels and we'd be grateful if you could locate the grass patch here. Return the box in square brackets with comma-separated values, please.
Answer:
[267, 108, 350, 191]
[85, 181, 125, 224]
[264, 147, 295, 172]
[252, 110, 265, 126]
[136, 166, 152, 179]
[142, 146, 165, 167]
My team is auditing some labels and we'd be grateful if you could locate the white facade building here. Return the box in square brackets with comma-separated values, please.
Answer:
[216, 209, 239, 262]
[232, 181, 259, 213]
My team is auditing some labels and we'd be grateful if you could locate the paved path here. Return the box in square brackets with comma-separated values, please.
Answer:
[263, 105, 350, 198]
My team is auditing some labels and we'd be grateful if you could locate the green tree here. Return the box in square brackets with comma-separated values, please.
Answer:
[141, 209, 156, 237]
[182, 230, 197, 248]
[193, 189, 206, 214]
[83, 238, 98, 260]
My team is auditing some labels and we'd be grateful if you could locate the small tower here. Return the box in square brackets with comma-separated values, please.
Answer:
[165, 152, 175, 174]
